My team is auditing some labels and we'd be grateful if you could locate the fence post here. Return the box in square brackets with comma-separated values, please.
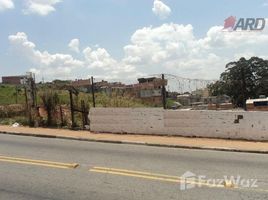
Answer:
[60, 105, 64, 127]
[24, 86, 31, 125]
[69, 90, 75, 129]
[81, 100, 85, 129]
[91, 76, 96, 107]
[161, 74, 167, 109]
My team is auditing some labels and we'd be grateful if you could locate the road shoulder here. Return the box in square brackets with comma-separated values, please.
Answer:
[0, 125, 268, 154]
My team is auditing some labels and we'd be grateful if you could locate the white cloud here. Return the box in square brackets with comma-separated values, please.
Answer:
[7, 32, 139, 81]
[122, 23, 268, 79]
[83, 47, 117, 70]
[8, 22, 268, 82]
[8, 32, 83, 79]
[23, 0, 62, 16]
[83, 46, 140, 80]
[152, 0, 171, 19]
[68, 38, 80, 53]
[0, 0, 14, 11]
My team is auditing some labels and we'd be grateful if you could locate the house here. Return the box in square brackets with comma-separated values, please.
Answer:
[134, 77, 167, 105]
[71, 77, 167, 105]
[71, 79, 91, 88]
[71, 79, 126, 93]
[97, 81, 126, 95]
[202, 95, 231, 105]
[177, 94, 199, 106]
[177, 91, 232, 110]
[71, 79, 91, 92]
[2, 75, 27, 85]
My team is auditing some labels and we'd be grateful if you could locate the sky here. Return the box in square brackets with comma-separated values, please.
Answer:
[1, 0, 268, 82]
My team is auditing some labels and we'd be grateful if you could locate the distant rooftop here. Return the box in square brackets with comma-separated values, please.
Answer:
[137, 77, 157, 83]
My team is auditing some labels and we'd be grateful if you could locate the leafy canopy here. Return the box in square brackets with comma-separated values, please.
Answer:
[208, 57, 268, 107]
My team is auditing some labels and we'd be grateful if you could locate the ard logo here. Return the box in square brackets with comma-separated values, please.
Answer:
[223, 16, 266, 31]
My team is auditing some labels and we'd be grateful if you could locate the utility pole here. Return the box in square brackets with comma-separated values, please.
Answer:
[161, 74, 167, 109]
[91, 76, 96, 107]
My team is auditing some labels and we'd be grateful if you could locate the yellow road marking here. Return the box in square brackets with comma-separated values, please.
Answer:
[90, 166, 268, 193]
[92, 166, 182, 179]
[90, 169, 181, 183]
[90, 167, 224, 188]
[236, 186, 268, 193]
[0, 155, 79, 169]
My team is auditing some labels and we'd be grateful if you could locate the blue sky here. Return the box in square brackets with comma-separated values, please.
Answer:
[1, 0, 268, 81]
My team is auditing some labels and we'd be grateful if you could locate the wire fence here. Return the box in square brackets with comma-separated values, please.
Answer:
[0, 73, 217, 128]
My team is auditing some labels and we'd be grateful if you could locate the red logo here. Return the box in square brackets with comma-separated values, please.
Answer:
[223, 16, 236, 30]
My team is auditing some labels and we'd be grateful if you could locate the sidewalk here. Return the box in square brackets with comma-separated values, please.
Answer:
[0, 125, 268, 153]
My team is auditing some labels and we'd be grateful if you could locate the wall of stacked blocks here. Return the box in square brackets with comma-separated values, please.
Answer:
[89, 108, 268, 141]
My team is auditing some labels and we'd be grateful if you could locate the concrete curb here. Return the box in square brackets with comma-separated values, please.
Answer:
[1, 131, 268, 154]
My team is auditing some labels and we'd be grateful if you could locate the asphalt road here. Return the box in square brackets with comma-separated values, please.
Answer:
[0, 134, 268, 200]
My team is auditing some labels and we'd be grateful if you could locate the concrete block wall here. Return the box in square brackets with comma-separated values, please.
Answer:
[90, 108, 164, 134]
[89, 108, 268, 141]
[163, 110, 268, 140]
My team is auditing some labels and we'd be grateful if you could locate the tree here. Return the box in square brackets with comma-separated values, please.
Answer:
[208, 57, 268, 108]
